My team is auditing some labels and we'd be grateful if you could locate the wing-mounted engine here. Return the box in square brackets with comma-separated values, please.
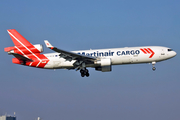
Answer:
[5, 44, 43, 55]
[94, 58, 112, 72]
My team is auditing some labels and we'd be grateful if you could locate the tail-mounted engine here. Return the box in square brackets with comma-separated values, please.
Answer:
[94, 58, 112, 72]
[4, 44, 43, 55]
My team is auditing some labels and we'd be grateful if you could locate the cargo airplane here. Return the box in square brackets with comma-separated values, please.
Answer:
[4, 29, 177, 77]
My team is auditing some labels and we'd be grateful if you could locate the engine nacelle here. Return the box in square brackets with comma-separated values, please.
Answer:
[94, 58, 112, 72]
[33, 44, 43, 53]
[5, 44, 43, 55]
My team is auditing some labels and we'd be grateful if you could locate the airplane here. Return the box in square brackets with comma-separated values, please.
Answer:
[4, 29, 177, 77]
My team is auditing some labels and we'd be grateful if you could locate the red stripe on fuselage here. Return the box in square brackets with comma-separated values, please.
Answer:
[26, 54, 49, 68]
[140, 48, 147, 54]
[147, 48, 155, 58]
[140, 48, 155, 58]
[144, 48, 151, 54]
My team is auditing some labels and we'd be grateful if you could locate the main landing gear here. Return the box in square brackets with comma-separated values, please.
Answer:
[152, 61, 156, 71]
[80, 68, 90, 77]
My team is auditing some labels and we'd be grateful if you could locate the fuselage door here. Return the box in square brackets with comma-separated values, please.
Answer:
[159, 49, 166, 59]
[161, 49, 165, 56]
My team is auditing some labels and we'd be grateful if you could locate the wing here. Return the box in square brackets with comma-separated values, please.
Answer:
[44, 40, 97, 66]
[11, 53, 33, 62]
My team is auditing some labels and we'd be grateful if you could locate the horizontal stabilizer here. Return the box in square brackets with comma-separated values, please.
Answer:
[4, 46, 15, 52]
[11, 53, 33, 62]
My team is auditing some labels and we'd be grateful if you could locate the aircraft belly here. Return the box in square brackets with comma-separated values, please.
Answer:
[60, 61, 74, 68]
[111, 56, 134, 65]
[44, 59, 75, 69]
[44, 60, 54, 69]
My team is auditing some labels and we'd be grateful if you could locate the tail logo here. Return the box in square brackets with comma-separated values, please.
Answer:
[140, 48, 155, 58]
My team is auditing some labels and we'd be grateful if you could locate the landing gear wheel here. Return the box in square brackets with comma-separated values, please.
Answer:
[152, 67, 156, 71]
[86, 72, 90, 77]
[80, 69, 83, 73]
[80, 68, 90, 77]
[85, 69, 88, 73]
[81, 73, 85, 77]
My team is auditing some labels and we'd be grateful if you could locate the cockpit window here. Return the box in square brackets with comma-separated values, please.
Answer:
[168, 49, 173, 51]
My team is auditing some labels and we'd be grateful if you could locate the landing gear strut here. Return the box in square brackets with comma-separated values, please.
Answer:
[152, 62, 156, 71]
[80, 68, 90, 77]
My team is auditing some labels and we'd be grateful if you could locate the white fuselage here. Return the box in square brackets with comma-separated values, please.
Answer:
[5, 29, 177, 77]
[43, 46, 176, 69]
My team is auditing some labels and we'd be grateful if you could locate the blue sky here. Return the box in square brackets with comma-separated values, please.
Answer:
[0, 0, 180, 120]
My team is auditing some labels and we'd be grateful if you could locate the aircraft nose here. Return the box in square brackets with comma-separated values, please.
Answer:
[173, 51, 177, 57]
[167, 49, 177, 59]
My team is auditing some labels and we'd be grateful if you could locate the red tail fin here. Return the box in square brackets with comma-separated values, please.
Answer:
[5, 29, 49, 68]
[7, 29, 33, 47]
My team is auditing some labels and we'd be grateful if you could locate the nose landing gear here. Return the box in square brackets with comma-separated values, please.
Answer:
[152, 61, 156, 71]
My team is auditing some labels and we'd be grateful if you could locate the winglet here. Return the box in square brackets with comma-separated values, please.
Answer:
[44, 40, 54, 49]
